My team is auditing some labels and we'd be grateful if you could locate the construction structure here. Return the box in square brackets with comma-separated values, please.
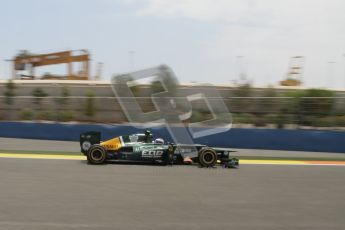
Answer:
[280, 56, 305, 86]
[12, 49, 90, 80]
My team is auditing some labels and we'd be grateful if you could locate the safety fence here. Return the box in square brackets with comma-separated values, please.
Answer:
[0, 96, 345, 130]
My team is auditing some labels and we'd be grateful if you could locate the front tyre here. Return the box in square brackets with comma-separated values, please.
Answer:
[87, 145, 107, 164]
[198, 148, 217, 167]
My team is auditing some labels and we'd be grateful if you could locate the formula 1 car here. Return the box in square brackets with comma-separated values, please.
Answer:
[80, 130, 239, 168]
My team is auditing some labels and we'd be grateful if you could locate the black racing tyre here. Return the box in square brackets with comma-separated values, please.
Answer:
[87, 145, 107, 164]
[198, 148, 217, 167]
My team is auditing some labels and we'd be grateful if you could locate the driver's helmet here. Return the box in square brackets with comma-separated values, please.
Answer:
[154, 138, 164, 144]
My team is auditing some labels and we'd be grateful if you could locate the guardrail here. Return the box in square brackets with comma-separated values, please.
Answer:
[0, 122, 344, 153]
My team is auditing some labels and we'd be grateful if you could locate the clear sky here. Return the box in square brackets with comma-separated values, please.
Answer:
[1, 0, 345, 89]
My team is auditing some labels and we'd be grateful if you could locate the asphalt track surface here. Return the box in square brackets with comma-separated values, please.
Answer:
[0, 157, 345, 230]
[1, 137, 345, 229]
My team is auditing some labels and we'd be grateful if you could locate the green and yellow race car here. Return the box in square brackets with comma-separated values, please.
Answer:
[80, 130, 239, 168]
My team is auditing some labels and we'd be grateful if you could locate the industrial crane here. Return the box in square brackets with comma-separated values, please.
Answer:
[12, 49, 90, 80]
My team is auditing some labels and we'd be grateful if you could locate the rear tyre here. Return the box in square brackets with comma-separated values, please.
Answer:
[198, 148, 217, 167]
[87, 145, 107, 164]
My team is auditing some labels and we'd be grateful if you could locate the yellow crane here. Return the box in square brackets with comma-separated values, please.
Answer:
[12, 49, 90, 80]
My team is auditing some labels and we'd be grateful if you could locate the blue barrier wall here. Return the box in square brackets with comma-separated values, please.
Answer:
[0, 122, 344, 153]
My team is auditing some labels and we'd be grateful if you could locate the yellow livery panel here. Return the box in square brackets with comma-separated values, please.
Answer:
[100, 137, 122, 151]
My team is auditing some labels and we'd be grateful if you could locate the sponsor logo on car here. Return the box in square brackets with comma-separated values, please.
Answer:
[142, 150, 164, 158]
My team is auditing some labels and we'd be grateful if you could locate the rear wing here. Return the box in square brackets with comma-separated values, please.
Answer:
[80, 131, 101, 154]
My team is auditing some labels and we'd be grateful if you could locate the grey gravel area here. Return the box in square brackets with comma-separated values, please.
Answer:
[0, 137, 79, 152]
